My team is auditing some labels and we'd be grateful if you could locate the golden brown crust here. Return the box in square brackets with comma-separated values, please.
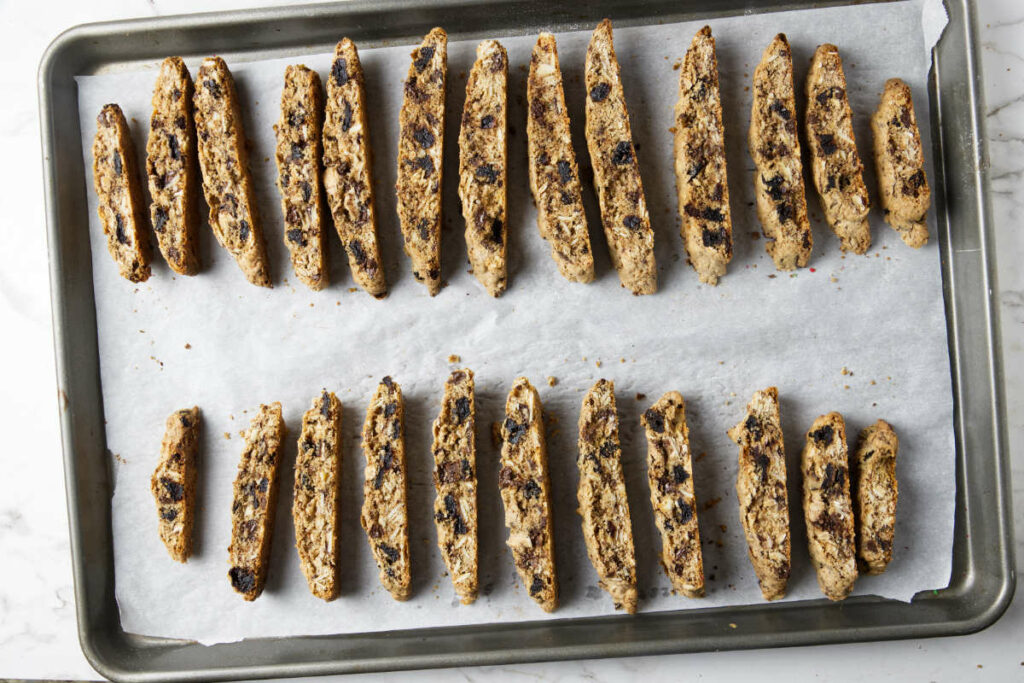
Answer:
[151, 407, 200, 563]
[853, 420, 899, 574]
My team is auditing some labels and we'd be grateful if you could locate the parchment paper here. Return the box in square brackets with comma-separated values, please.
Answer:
[77, 0, 952, 644]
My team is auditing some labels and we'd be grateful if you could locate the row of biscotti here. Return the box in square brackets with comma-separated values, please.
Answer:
[92, 20, 930, 293]
[151, 374, 898, 609]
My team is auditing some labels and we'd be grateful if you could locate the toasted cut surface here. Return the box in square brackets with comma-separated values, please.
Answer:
[430, 369, 479, 604]
[194, 56, 271, 287]
[293, 391, 342, 600]
[674, 26, 733, 285]
[642, 392, 704, 598]
[360, 377, 411, 600]
[853, 419, 899, 574]
[228, 403, 286, 600]
[526, 32, 595, 283]
[275, 64, 327, 290]
[498, 377, 558, 611]
[323, 39, 388, 298]
[577, 379, 638, 613]
[727, 387, 791, 600]
[871, 78, 930, 248]
[146, 57, 200, 275]
[396, 28, 448, 295]
[585, 18, 657, 295]
[749, 34, 812, 270]
[92, 103, 152, 283]
[151, 407, 200, 563]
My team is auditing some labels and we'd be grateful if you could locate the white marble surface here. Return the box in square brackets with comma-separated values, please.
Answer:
[0, 0, 1019, 680]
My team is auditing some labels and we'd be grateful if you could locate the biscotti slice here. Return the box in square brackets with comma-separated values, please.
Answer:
[360, 377, 411, 601]
[458, 40, 509, 297]
[194, 56, 271, 287]
[805, 44, 871, 255]
[802, 412, 857, 601]
[430, 369, 479, 604]
[275, 65, 327, 290]
[498, 377, 558, 611]
[323, 39, 388, 298]
[92, 103, 152, 283]
[146, 58, 200, 275]
[577, 379, 638, 613]
[871, 78, 930, 248]
[674, 26, 733, 286]
[151, 407, 200, 562]
[727, 387, 791, 600]
[641, 392, 704, 598]
[293, 391, 342, 600]
[396, 28, 447, 295]
[749, 34, 812, 270]
[527, 33, 595, 283]
[585, 19, 657, 295]
[853, 419, 899, 574]
[228, 402, 286, 600]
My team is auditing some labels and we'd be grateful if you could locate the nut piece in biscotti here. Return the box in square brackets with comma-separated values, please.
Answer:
[146, 58, 200, 276]
[275, 65, 327, 290]
[871, 78, 931, 248]
[802, 412, 858, 601]
[749, 34, 812, 271]
[641, 392, 704, 598]
[577, 379, 638, 613]
[853, 419, 899, 574]
[585, 19, 657, 295]
[498, 377, 558, 611]
[459, 41, 509, 297]
[431, 369, 479, 604]
[151, 407, 200, 563]
[727, 387, 791, 600]
[293, 390, 342, 600]
[527, 33, 595, 284]
[194, 56, 272, 287]
[323, 39, 388, 298]
[360, 377, 411, 601]
[805, 45, 871, 255]
[396, 28, 447, 295]
[228, 403, 286, 600]
[674, 26, 733, 286]
[92, 104, 152, 283]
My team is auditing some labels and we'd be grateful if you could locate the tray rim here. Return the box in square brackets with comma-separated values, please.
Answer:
[37, 0, 1015, 680]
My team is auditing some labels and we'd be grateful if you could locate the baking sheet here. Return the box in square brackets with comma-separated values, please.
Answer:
[76, 0, 951, 645]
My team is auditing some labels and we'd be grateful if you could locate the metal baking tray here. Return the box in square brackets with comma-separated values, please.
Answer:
[38, 0, 1013, 680]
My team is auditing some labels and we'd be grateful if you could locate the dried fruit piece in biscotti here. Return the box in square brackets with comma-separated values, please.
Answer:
[577, 379, 638, 613]
[275, 64, 327, 290]
[360, 377, 411, 600]
[92, 103, 152, 283]
[293, 390, 342, 600]
[749, 34, 812, 270]
[146, 58, 200, 276]
[527, 32, 594, 284]
[459, 40, 509, 297]
[323, 39, 388, 298]
[194, 56, 271, 287]
[228, 402, 286, 600]
[151, 407, 200, 563]
[871, 78, 930, 248]
[396, 28, 447, 295]
[727, 387, 791, 600]
[585, 19, 657, 295]
[498, 377, 558, 611]
[430, 369, 479, 604]
[642, 392, 704, 598]
[805, 44, 871, 255]
[802, 412, 858, 601]
[674, 26, 733, 286]
[853, 419, 899, 574]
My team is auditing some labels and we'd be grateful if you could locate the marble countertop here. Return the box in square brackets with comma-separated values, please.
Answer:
[1, 0, 1020, 680]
